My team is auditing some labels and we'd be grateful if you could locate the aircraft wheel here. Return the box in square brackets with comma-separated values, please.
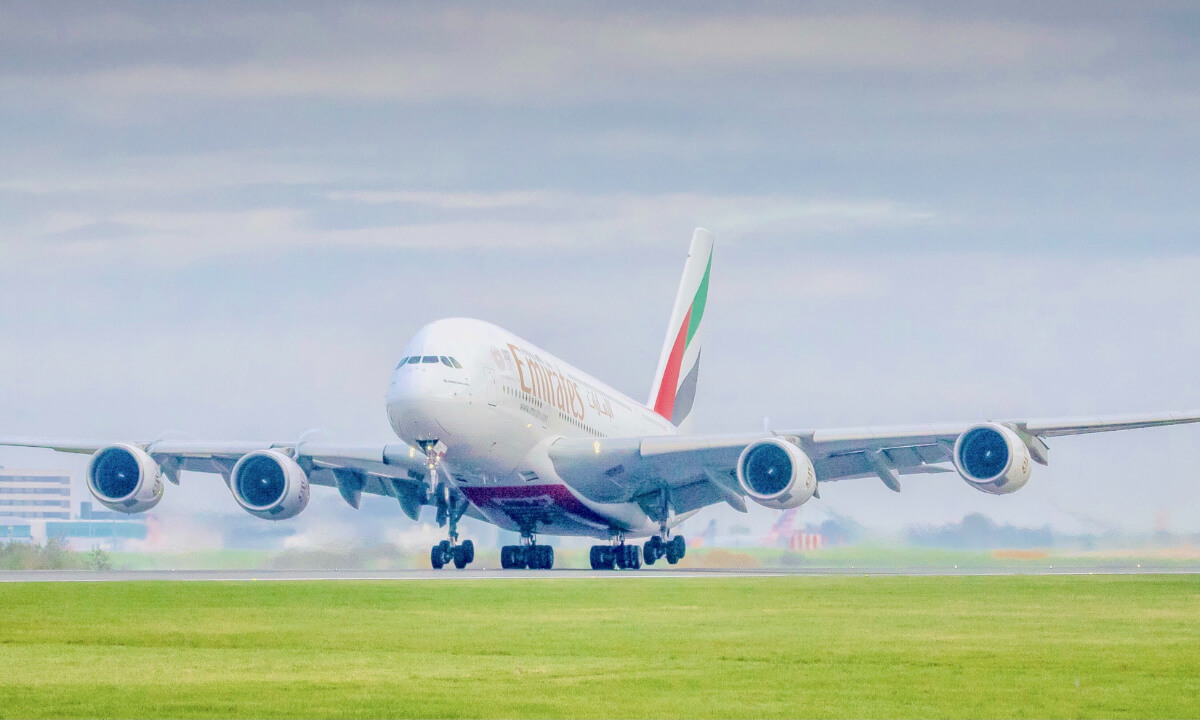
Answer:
[627, 544, 642, 570]
[452, 544, 470, 569]
[460, 540, 475, 565]
[643, 539, 660, 565]
[536, 545, 554, 570]
[431, 544, 445, 569]
[589, 545, 606, 570]
[500, 545, 515, 569]
[666, 535, 685, 564]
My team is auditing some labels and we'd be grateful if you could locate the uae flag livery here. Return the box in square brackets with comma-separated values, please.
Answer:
[649, 229, 714, 429]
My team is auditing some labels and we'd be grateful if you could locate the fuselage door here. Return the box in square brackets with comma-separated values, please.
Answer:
[484, 367, 499, 406]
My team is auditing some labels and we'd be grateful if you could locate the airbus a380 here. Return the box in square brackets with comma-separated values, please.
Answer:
[5, 229, 1200, 570]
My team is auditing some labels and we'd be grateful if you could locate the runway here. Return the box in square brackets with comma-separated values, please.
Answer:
[4, 565, 1200, 582]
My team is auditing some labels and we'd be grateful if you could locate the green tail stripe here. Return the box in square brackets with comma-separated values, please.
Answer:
[685, 250, 712, 346]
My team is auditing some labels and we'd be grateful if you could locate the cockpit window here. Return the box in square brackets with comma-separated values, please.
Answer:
[401, 355, 462, 369]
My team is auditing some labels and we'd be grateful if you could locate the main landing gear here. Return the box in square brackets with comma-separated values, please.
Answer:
[431, 538, 474, 570]
[589, 543, 640, 570]
[500, 542, 554, 570]
[500, 532, 554, 570]
[643, 534, 686, 566]
[589, 533, 685, 570]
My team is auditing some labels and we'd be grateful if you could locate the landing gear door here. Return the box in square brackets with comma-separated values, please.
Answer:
[484, 367, 499, 406]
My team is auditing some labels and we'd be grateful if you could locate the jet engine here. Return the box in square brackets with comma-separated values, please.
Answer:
[736, 438, 817, 509]
[86, 444, 164, 513]
[229, 449, 310, 520]
[953, 423, 1033, 495]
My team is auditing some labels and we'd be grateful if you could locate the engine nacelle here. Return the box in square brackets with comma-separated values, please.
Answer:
[86, 444, 164, 514]
[953, 423, 1033, 495]
[736, 438, 817, 510]
[230, 449, 310, 520]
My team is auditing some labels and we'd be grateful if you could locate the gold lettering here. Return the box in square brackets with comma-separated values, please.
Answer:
[508, 344, 531, 394]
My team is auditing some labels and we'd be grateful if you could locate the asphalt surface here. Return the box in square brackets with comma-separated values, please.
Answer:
[3, 566, 1199, 582]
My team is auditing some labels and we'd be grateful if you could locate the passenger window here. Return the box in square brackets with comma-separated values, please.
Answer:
[449, 357, 463, 369]
[422, 356, 439, 364]
[439, 356, 452, 367]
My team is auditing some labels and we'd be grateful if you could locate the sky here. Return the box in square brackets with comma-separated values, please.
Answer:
[2, 1, 1199, 542]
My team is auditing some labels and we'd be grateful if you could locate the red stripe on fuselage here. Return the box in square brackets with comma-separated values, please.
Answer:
[653, 307, 691, 421]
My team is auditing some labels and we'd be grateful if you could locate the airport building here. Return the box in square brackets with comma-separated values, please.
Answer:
[0, 469, 72, 522]
[0, 468, 147, 547]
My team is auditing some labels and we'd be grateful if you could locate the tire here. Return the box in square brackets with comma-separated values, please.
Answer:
[643, 539, 659, 566]
[590, 545, 613, 570]
[539, 545, 554, 570]
[672, 535, 686, 561]
[627, 544, 642, 570]
[430, 544, 445, 570]
[500, 545, 514, 569]
[461, 540, 475, 564]
[452, 544, 469, 569]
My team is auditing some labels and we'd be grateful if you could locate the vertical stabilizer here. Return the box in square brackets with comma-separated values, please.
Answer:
[648, 228, 714, 432]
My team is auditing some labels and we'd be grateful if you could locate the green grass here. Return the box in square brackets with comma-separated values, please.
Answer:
[1, 576, 1198, 718]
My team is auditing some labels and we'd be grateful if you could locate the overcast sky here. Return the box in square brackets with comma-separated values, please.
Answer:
[2, 1, 1199, 540]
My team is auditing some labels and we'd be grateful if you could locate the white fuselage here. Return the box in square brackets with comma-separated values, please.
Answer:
[386, 318, 682, 538]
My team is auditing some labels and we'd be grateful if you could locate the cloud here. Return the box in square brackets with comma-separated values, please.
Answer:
[0, 5, 1115, 109]
[1, 189, 938, 268]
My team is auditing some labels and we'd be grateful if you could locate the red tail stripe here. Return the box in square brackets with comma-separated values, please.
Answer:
[653, 307, 691, 420]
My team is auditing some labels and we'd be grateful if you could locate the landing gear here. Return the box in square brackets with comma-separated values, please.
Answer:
[588, 537, 644, 570]
[501, 532, 554, 570]
[641, 534, 686, 566]
[425, 451, 475, 570]
[589, 545, 613, 570]
[666, 535, 686, 564]
[430, 538, 474, 570]
[453, 540, 474, 569]
[643, 536, 663, 565]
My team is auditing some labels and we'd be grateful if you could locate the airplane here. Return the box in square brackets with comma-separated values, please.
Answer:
[4, 228, 1200, 570]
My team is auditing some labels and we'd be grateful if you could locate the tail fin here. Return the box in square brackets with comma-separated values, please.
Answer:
[648, 228, 714, 431]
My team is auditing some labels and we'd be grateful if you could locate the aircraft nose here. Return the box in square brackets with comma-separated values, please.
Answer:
[387, 364, 469, 441]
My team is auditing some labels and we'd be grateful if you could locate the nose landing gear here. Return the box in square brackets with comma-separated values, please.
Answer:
[424, 444, 476, 570]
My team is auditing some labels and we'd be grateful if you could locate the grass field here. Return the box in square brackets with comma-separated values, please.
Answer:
[1, 576, 1198, 718]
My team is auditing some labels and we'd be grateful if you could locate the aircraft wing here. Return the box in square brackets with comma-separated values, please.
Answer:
[547, 410, 1200, 515]
[0, 437, 434, 520]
